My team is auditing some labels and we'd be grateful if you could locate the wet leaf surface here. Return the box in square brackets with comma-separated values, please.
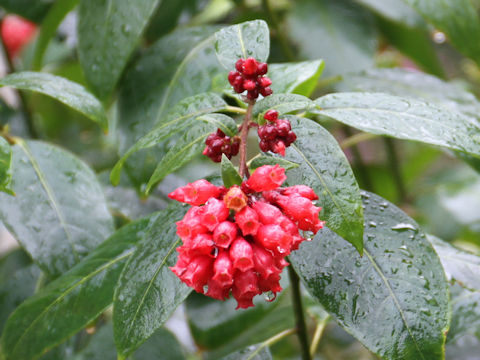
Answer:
[268, 60, 324, 96]
[285, 116, 364, 253]
[0, 72, 108, 131]
[0, 140, 114, 277]
[0, 216, 152, 360]
[0, 137, 13, 195]
[221, 154, 242, 187]
[253, 94, 315, 122]
[113, 204, 190, 357]
[314, 92, 480, 157]
[290, 191, 450, 360]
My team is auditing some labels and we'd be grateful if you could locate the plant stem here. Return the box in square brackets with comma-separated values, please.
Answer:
[288, 266, 311, 360]
[225, 105, 247, 114]
[239, 100, 254, 178]
[384, 137, 407, 203]
[247, 328, 296, 360]
[261, 0, 295, 61]
[309, 317, 329, 357]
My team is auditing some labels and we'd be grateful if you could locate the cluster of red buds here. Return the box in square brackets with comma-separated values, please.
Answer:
[258, 110, 297, 156]
[228, 57, 273, 100]
[1, 15, 36, 59]
[202, 129, 240, 163]
[169, 165, 324, 309]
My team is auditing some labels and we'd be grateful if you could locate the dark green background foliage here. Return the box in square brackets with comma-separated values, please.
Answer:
[0, 0, 480, 359]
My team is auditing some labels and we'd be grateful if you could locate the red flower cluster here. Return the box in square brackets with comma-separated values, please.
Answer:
[228, 57, 272, 100]
[258, 110, 297, 156]
[202, 129, 240, 163]
[0, 15, 36, 58]
[169, 165, 324, 309]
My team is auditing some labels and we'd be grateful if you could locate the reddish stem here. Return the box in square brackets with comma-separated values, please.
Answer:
[239, 100, 255, 179]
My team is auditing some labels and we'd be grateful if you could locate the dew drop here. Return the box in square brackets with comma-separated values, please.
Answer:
[391, 223, 417, 231]
[264, 291, 276, 302]
[368, 221, 377, 228]
[203, 285, 209, 293]
[432, 31, 446, 44]
[212, 247, 219, 258]
[277, 246, 286, 254]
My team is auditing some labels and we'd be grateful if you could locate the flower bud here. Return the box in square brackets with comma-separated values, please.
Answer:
[256, 224, 293, 255]
[277, 195, 324, 233]
[229, 237, 254, 271]
[213, 221, 238, 248]
[246, 165, 287, 192]
[281, 185, 318, 200]
[201, 198, 229, 231]
[235, 206, 260, 236]
[212, 251, 234, 287]
[232, 269, 260, 309]
[175, 206, 207, 241]
[168, 179, 221, 206]
[178, 255, 213, 293]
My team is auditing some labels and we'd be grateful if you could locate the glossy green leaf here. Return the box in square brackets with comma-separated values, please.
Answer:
[446, 285, 480, 358]
[402, 0, 480, 66]
[111, 92, 227, 186]
[354, 0, 425, 28]
[336, 68, 480, 120]
[0, 140, 114, 277]
[249, 155, 299, 171]
[286, 0, 377, 77]
[290, 191, 450, 360]
[0, 72, 108, 132]
[428, 235, 480, 291]
[187, 288, 294, 359]
[0, 137, 13, 195]
[0, 249, 40, 333]
[113, 204, 190, 357]
[74, 323, 185, 360]
[221, 154, 242, 187]
[117, 26, 222, 153]
[145, 113, 237, 194]
[77, 0, 161, 99]
[0, 0, 53, 22]
[314, 92, 480, 157]
[253, 94, 315, 122]
[31, 0, 78, 70]
[214, 20, 270, 69]
[0, 217, 152, 360]
[284, 116, 364, 253]
[268, 60, 325, 96]
[220, 345, 272, 360]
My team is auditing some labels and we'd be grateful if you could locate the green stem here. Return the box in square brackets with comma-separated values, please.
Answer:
[225, 105, 247, 114]
[384, 137, 407, 203]
[247, 328, 296, 360]
[288, 266, 311, 360]
[309, 317, 329, 357]
[261, 0, 295, 61]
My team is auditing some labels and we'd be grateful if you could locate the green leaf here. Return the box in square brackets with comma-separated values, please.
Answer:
[268, 60, 325, 96]
[220, 345, 272, 360]
[286, 0, 377, 77]
[113, 204, 190, 357]
[314, 92, 480, 157]
[446, 285, 480, 354]
[0, 137, 13, 195]
[74, 324, 185, 360]
[145, 113, 237, 194]
[290, 191, 450, 360]
[354, 0, 425, 28]
[77, 0, 161, 99]
[0, 0, 53, 22]
[111, 92, 227, 186]
[117, 26, 222, 153]
[0, 140, 114, 277]
[253, 94, 315, 122]
[376, 17, 444, 77]
[336, 68, 480, 121]
[187, 288, 294, 359]
[221, 154, 242, 187]
[401, 0, 480, 66]
[284, 116, 364, 253]
[249, 155, 299, 171]
[214, 20, 270, 69]
[0, 72, 108, 132]
[0, 216, 152, 360]
[31, 0, 78, 71]
[428, 235, 480, 291]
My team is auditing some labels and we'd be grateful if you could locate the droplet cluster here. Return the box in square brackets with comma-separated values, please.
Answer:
[169, 165, 324, 309]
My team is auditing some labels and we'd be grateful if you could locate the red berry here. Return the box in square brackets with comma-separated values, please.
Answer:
[264, 110, 278, 121]
[243, 79, 256, 91]
[235, 59, 245, 72]
[1, 15, 36, 58]
[228, 71, 238, 85]
[247, 89, 259, 100]
[273, 140, 286, 156]
[257, 62, 268, 75]
[243, 57, 258, 76]
[260, 87, 273, 97]
[258, 77, 272, 88]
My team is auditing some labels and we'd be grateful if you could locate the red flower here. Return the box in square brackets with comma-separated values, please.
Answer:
[246, 165, 287, 192]
[168, 179, 222, 206]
